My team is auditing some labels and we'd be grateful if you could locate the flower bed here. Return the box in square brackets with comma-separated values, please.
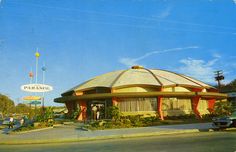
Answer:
[85, 114, 212, 130]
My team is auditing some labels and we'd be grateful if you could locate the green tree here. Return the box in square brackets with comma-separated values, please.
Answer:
[35, 107, 54, 125]
[221, 79, 236, 92]
[107, 106, 121, 122]
[15, 103, 31, 114]
[0, 94, 15, 116]
[213, 101, 233, 116]
[219, 79, 236, 110]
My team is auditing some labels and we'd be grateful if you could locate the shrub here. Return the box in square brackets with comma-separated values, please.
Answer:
[141, 116, 159, 125]
[201, 114, 216, 121]
[121, 118, 131, 125]
[103, 121, 113, 128]
[124, 115, 143, 127]
[90, 121, 100, 128]
[72, 110, 80, 119]
[165, 114, 196, 120]
[34, 107, 54, 126]
[213, 101, 234, 116]
[107, 106, 121, 122]
[121, 119, 132, 127]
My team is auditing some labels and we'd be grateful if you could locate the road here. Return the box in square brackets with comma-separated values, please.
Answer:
[0, 132, 235, 152]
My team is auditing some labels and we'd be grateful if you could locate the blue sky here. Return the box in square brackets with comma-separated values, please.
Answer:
[0, 0, 236, 106]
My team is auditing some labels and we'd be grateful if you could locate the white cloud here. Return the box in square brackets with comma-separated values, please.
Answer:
[158, 7, 171, 19]
[206, 58, 218, 66]
[177, 57, 219, 83]
[119, 46, 199, 67]
[175, 52, 236, 85]
[119, 58, 139, 67]
[212, 53, 221, 59]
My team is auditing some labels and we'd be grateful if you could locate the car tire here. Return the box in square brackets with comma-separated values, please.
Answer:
[219, 127, 226, 131]
[232, 120, 236, 127]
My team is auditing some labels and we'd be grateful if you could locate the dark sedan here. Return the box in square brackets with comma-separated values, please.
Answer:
[212, 111, 236, 128]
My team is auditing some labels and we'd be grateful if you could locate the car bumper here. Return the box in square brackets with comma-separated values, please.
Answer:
[212, 120, 233, 128]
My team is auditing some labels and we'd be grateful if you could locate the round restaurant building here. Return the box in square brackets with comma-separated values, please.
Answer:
[54, 66, 227, 120]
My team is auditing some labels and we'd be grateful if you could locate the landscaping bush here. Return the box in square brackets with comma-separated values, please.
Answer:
[103, 121, 113, 129]
[34, 107, 54, 127]
[72, 109, 80, 119]
[213, 101, 234, 116]
[141, 116, 159, 126]
[165, 114, 196, 120]
[121, 118, 132, 125]
[107, 106, 121, 122]
[125, 115, 141, 123]
[201, 114, 216, 121]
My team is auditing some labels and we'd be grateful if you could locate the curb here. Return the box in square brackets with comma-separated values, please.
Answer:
[8, 124, 65, 134]
[0, 129, 214, 145]
[225, 128, 236, 131]
[9, 127, 54, 135]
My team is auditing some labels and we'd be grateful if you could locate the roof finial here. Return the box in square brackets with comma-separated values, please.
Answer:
[131, 65, 144, 69]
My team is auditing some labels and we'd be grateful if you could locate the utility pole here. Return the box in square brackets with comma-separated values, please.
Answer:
[214, 70, 224, 91]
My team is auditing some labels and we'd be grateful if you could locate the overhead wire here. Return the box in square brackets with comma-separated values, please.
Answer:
[1, 1, 236, 35]
[2, 12, 236, 36]
[5, 1, 236, 31]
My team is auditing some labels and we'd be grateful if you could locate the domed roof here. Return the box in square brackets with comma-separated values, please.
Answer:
[65, 66, 214, 93]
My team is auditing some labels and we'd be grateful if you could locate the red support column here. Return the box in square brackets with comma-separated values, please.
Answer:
[157, 96, 164, 120]
[78, 101, 87, 121]
[192, 96, 201, 119]
[112, 97, 118, 106]
[207, 99, 216, 114]
[111, 89, 118, 107]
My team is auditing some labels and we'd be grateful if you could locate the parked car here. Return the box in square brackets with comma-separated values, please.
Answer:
[212, 111, 236, 128]
[2, 118, 18, 126]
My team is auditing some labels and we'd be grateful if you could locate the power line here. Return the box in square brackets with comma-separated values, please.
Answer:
[2, 13, 236, 36]
[5, 1, 236, 31]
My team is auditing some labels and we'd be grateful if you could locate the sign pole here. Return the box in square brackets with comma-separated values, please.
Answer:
[21, 51, 53, 114]
[35, 49, 40, 84]
[42, 65, 46, 110]
[35, 50, 41, 112]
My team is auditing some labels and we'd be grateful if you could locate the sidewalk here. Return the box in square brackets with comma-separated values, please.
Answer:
[0, 123, 214, 145]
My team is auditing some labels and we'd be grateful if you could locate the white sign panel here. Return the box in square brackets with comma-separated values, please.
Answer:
[21, 84, 53, 93]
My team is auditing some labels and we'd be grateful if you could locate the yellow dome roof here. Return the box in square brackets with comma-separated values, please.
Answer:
[64, 67, 214, 94]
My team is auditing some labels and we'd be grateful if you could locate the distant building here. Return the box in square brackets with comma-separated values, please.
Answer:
[54, 66, 227, 120]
